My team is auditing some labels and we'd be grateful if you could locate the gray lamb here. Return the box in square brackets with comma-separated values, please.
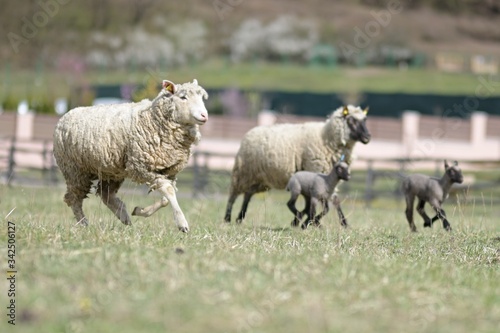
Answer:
[402, 160, 463, 232]
[286, 157, 351, 229]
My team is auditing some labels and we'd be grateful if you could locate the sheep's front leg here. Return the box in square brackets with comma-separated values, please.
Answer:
[132, 197, 170, 217]
[155, 179, 190, 232]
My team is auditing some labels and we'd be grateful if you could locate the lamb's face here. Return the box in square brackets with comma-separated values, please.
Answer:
[154, 79, 209, 125]
[445, 161, 463, 184]
[335, 162, 351, 181]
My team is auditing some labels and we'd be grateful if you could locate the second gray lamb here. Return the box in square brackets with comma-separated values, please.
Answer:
[402, 160, 463, 232]
[286, 157, 351, 229]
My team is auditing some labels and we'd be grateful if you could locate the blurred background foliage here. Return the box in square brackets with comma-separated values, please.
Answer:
[0, 0, 499, 114]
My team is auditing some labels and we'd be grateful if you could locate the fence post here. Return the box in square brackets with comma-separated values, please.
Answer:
[7, 137, 16, 186]
[364, 160, 374, 207]
[192, 151, 200, 198]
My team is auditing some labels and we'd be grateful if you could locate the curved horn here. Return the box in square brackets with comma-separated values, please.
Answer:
[363, 106, 369, 115]
[162, 80, 176, 94]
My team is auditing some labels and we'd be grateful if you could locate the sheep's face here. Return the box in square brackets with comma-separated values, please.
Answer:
[154, 79, 209, 125]
[334, 105, 371, 144]
[445, 160, 463, 184]
[345, 112, 370, 144]
[335, 162, 351, 181]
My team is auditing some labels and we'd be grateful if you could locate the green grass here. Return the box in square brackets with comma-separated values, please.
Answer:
[1, 185, 499, 333]
[3, 61, 496, 105]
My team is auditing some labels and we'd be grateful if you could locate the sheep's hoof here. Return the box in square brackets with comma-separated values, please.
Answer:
[423, 222, 432, 228]
[178, 226, 190, 233]
[291, 219, 300, 227]
[76, 218, 89, 227]
[445, 226, 452, 232]
[131, 207, 142, 216]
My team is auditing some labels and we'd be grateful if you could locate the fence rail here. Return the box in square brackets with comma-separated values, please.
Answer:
[2, 145, 499, 206]
[0, 137, 58, 186]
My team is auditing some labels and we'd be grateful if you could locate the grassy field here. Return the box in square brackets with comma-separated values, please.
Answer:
[1, 185, 499, 333]
[4, 61, 497, 105]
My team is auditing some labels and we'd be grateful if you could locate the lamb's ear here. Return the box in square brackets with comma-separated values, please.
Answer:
[342, 106, 349, 117]
[363, 107, 369, 115]
[444, 159, 449, 169]
[162, 80, 176, 95]
[453, 160, 458, 166]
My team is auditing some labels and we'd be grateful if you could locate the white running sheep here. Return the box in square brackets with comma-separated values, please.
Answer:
[53, 79, 208, 232]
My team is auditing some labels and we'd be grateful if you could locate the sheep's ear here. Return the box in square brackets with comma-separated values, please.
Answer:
[162, 80, 176, 94]
[444, 160, 449, 169]
[193, 79, 198, 86]
[453, 160, 458, 166]
[342, 106, 349, 117]
[363, 107, 369, 115]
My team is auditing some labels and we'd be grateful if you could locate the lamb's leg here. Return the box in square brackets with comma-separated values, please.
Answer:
[287, 192, 303, 227]
[224, 190, 238, 223]
[312, 199, 330, 227]
[332, 194, 348, 228]
[97, 179, 131, 225]
[236, 190, 255, 223]
[132, 197, 169, 217]
[416, 199, 432, 228]
[302, 197, 318, 229]
[405, 194, 417, 232]
[301, 200, 311, 223]
[431, 204, 452, 231]
[63, 174, 93, 226]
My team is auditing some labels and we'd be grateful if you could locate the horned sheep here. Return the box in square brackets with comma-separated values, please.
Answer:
[402, 160, 463, 232]
[53, 79, 208, 232]
[286, 156, 351, 229]
[224, 105, 371, 227]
